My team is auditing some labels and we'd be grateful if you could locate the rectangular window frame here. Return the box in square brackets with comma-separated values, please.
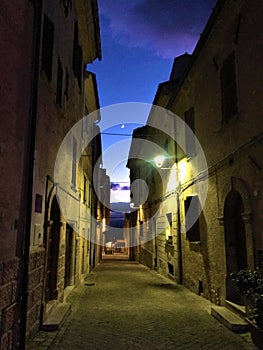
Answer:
[72, 21, 83, 92]
[71, 137, 77, 189]
[83, 174, 87, 204]
[220, 52, 238, 122]
[184, 195, 200, 242]
[42, 14, 54, 82]
[184, 107, 196, 159]
[56, 57, 63, 107]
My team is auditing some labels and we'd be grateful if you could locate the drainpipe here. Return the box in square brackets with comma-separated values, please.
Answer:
[177, 184, 183, 284]
[19, 0, 42, 348]
[174, 121, 183, 285]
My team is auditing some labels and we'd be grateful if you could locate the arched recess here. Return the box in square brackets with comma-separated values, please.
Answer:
[224, 190, 247, 303]
[230, 177, 255, 270]
[223, 177, 255, 304]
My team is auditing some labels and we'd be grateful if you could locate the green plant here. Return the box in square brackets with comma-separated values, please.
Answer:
[231, 268, 263, 329]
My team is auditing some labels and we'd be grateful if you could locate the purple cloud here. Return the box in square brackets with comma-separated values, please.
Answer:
[98, 0, 216, 58]
[110, 183, 130, 191]
[111, 183, 121, 191]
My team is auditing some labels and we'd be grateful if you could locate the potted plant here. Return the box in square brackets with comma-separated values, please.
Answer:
[231, 268, 263, 349]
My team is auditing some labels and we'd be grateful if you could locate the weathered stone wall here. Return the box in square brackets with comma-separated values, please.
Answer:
[0, 258, 20, 349]
[0, 0, 101, 347]
[0, 1, 33, 259]
[169, 0, 263, 304]
[0, 0, 35, 347]
[27, 250, 45, 338]
[130, 0, 263, 306]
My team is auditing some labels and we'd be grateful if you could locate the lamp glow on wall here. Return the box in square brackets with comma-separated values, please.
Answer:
[154, 155, 181, 193]
[154, 152, 183, 285]
[154, 155, 174, 169]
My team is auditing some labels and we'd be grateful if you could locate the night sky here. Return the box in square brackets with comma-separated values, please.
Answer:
[88, 0, 217, 202]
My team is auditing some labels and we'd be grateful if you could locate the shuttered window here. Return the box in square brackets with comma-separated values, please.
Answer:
[184, 195, 200, 242]
[56, 57, 63, 107]
[42, 15, 54, 82]
[184, 107, 196, 158]
[221, 52, 238, 122]
[72, 21, 83, 92]
[72, 137, 77, 188]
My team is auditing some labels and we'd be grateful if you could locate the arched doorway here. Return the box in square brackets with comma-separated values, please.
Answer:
[47, 197, 61, 300]
[224, 190, 247, 304]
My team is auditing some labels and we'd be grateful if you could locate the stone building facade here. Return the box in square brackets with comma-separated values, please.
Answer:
[127, 0, 263, 312]
[0, 0, 105, 348]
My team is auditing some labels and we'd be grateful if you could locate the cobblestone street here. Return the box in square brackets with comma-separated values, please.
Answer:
[28, 258, 256, 350]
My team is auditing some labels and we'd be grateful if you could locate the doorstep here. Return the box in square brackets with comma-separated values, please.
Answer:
[211, 306, 249, 333]
[40, 302, 71, 332]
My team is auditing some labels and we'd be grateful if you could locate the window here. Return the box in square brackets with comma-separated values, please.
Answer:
[166, 213, 173, 243]
[184, 195, 200, 242]
[56, 57, 63, 106]
[42, 15, 54, 82]
[168, 263, 174, 276]
[88, 185, 91, 207]
[72, 21, 83, 92]
[62, 0, 72, 16]
[83, 175, 87, 204]
[220, 52, 238, 122]
[64, 67, 69, 101]
[140, 220, 143, 237]
[71, 138, 77, 188]
[184, 107, 195, 158]
[35, 194, 43, 213]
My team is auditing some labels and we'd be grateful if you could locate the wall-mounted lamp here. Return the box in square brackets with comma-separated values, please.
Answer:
[154, 155, 166, 168]
[130, 202, 140, 209]
[154, 155, 174, 169]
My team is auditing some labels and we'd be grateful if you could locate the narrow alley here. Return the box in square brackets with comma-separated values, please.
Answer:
[29, 258, 256, 350]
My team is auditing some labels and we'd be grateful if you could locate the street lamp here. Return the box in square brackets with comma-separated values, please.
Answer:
[154, 155, 175, 170]
[154, 155, 166, 168]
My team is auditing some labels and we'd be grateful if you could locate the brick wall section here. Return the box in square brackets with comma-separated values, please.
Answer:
[0, 257, 20, 349]
[26, 249, 45, 339]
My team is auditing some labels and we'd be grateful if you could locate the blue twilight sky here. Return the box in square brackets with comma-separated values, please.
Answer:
[88, 0, 217, 202]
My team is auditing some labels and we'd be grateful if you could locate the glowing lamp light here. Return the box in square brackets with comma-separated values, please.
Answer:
[154, 155, 166, 168]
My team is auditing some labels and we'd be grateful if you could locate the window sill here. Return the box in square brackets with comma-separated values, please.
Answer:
[189, 241, 201, 246]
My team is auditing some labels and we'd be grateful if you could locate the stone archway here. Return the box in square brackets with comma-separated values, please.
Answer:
[224, 190, 247, 304]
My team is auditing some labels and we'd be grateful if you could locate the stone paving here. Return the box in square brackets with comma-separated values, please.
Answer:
[27, 258, 257, 350]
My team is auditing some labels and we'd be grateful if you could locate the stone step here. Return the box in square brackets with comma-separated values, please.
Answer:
[225, 300, 246, 318]
[41, 303, 71, 332]
[43, 300, 57, 320]
[211, 306, 249, 333]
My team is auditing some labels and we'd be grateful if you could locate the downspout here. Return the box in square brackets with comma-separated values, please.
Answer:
[19, 0, 42, 348]
[177, 184, 183, 284]
[154, 225, 158, 268]
[174, 122, 183, 285]
[151, 204, 158, 269]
